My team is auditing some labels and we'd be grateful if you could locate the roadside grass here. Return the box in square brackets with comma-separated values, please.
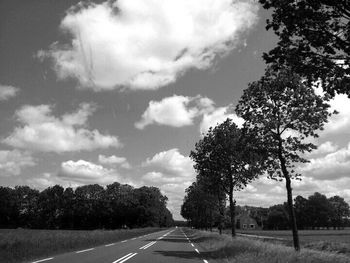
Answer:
[233, 229, 350, 255]
[0, 227, 164, 263]
[193, 230, 350, 263]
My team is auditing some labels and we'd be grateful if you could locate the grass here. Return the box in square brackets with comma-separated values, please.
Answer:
[0, 227, 164, 263]
[234, 229, 350, 255]
[191, 230, 350, 263]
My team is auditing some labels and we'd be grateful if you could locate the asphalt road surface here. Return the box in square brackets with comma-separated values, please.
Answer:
[30, 228, 211, 263]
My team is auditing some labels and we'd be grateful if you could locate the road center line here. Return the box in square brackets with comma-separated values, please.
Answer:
[140, 241, 156, 250]
[75, 248, 95, 254]
[32, 257, 53, 263]
[195, 249, 200, 254]
[112, 253, 132, 263]
[119, 253, 137, 263]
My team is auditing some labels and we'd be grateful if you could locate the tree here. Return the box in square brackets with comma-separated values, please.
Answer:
[181, 182, 220, 230]
[259, 0, 350, 97]
[307, 192, 333, 229]
[236, 67, 332, 251]
[329, 195, 350, 229]
[190, 119, 264, 237]
[266, 204, 289, 230]
[294, 195, 309, 229]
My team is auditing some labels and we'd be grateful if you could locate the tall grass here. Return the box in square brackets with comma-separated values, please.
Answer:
[193, 230, 350, 263]
[0, 228, 163, 263]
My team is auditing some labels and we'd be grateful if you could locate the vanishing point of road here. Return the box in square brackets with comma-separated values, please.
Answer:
[31, 228, 211, 263]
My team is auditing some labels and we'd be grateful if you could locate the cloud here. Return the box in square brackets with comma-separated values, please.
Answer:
[141, 148, 195, 219]
[301, 143, 350, 180]
[40, 0, 258, 91]
[98, 154, 131, 169]
[308, 141, 339, 156]
[58, 159, 120, 185]
[0, 150, 35, 176]
[0, 84, 20, 101]
[199, 105, 244, 135]
[3, 103, 121, 152]
[135, 95, 214, 129]
[322, 94, 350, 135]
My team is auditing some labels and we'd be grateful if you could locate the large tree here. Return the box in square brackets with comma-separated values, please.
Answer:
[259, 0, 350, 97]
[190, 119, 264, 237]
[236, 67, 332, 250]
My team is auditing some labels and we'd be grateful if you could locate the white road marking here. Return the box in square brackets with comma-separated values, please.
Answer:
[140, 241, 157, 250]
[119, 253, 137, 263]
[113, 253, 132, 263]
[75, 248, 95, 254]
[191, 243, 194, 247]
[131, 237, 136, 240]
[105, 243, 116, 247]
[195, 249, 200, 254]
[32, 258, 53, 263]
[121, 240, 127, 243]
[203, 260, 209, 263]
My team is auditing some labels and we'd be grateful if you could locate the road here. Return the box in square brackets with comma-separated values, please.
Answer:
[31, 228, 211, 263]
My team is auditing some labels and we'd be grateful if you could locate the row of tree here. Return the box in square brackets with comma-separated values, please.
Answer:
[0, 183, 173, 230]
[183, 0, 349, 251]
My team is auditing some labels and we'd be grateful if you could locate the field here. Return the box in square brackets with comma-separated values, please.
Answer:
[237, 229, 350, 243]
[0, 228, 163, 263]
[194, 230, 350, 263]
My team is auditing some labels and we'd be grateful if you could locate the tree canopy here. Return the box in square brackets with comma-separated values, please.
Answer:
[236, 67, 333, 250]
[259, 0, 350, 97]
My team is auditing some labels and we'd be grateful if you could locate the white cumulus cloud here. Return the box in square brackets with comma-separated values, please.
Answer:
[40, 0, 258, 91]
[199, 105, 244, 135]
[0, 150, 35, 176]
[135, 95, 214, 129]
[4, 103, 121, 153]
[59, 159, 120, 185]
[98, 154, 131, 169]
[0, 84, 20, 101]
[141, 148, 195, 219]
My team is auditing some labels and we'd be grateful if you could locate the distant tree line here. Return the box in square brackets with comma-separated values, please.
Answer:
[0, 183, 174, 230]
[182, 191, 350, 231]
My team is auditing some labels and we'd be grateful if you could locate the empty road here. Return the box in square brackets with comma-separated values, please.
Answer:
[31, 228, 211, 263]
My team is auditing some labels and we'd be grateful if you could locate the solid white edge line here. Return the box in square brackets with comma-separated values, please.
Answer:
[195, 249, 200, 254]
[112, 253, 133, 263]
[119, 253, 137, 263]
[32, 257, 53, 263]
[75, 248, 95, 254]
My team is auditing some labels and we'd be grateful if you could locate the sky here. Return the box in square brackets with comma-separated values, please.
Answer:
[1, 0, 350, 220]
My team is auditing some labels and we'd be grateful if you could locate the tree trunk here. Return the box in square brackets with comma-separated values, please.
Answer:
[218, 194, 224, 235]
[278, 139, 300, 251]
[229, 191, 236, 237]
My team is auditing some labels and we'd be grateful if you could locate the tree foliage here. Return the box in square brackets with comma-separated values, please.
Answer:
[190, 119, 264, 236]
[236, 67, 332, 250]
[259, 0, 350, 97]
[0, 183, 173, 230]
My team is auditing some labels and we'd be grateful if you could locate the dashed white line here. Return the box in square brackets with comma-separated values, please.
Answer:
[105, 243, 116, 247]
[195, 249, 200, 254]
[121, 240, 127, 243]
[75, 248, 95, 254]
[32, 257, 53, 263]
[131, 237, 137, 240]
[191, 243, 194, 247]
[119, 253, 137, 263]
[203, 260, 209, 263]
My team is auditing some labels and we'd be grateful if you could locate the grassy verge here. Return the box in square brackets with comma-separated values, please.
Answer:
[0, 227, 165, 263]
[192, 230, 350, 263]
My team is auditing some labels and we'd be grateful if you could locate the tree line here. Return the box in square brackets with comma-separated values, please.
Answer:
[0, 183, 173, 230]
[183, 0, 349, 251]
